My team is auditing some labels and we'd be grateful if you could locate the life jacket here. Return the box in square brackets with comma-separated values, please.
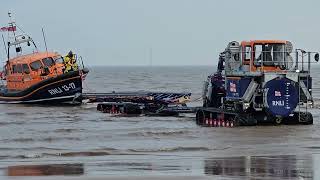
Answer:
[63, 54, 77, 73]
[72, 62, 78, 71]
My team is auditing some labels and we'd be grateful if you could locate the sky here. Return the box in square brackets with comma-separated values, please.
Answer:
[0, 0, 319, 66]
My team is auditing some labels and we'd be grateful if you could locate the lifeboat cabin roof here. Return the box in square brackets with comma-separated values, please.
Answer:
[9, 52, 60, 64]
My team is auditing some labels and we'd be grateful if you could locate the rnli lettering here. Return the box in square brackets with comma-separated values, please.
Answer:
[48, 83, 76, 95]
[272, 100, 284, 106]
[48, 88, 63, 95]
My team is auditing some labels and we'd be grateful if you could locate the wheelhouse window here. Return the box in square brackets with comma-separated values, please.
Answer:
[12, 65, 16, 74]
[30, 60, 43, 71]
[4, 67, 8, 76]
[42, 57, 55, 67]
[12, 64, 22, 74]
[16, 64, 22, 73]
[53, 56, 64, 63]
[22, 64, 30, 74]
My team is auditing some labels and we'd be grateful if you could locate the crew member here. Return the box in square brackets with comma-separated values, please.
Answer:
[63, 51, 78, 73]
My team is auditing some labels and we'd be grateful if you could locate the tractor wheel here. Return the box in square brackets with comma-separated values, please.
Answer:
[299, 112, 313, 125]
[97, 104, 102, 111]
[274, 117, 282, 125]
[196, 110, 206, 125]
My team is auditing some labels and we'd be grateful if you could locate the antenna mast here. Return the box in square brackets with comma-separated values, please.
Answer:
[4, 12, 39, 61]
[1, 35, 7, 56]
[42, 28, 48, 52]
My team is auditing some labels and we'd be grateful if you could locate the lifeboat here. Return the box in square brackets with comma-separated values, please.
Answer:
[0, 13, 89, 104]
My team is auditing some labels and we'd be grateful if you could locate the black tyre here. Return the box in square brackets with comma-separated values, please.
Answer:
[196, 110, 206, 125]
[97, 104, 102, 111]
[274, 117, 282, 125]
[299, 112, 313, 125]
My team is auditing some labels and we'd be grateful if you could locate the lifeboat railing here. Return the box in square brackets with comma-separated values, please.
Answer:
[77, 55, 85, 70]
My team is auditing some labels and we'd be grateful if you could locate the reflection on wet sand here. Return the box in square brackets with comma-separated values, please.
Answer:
[7, 163, 84, 176]
[205, 155, 313, 179]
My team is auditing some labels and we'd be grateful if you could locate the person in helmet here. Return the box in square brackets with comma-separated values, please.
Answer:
[63, 51, 78, 73]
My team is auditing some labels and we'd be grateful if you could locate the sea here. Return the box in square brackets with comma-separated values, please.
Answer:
[1, 66, 320, 179]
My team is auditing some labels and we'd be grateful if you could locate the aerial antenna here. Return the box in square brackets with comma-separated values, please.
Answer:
[7, 12, 13, 61]
[41, 28, 48, 52]
[8, 12, 16, 41]
[1, 35, 7, 57]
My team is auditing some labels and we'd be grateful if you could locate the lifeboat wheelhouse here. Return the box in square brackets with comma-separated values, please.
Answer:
[5, 52, 65, 91]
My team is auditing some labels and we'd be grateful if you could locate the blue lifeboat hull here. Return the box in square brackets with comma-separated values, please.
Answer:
[0, 70, 88, 105]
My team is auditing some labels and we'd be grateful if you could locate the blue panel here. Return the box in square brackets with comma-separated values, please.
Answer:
[226, 77, 251, 100]
[265, 78, 298, 117]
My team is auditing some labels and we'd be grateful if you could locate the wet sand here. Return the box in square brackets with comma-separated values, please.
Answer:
[2, 154, 316, 179]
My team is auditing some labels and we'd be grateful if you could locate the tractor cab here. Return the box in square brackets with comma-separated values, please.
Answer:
[222, 40, 316, 76]
[241, 40, 293, 72]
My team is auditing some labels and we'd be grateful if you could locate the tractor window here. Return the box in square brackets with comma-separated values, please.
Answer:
[244, 46, 251, 61]
[254, 44, 286, 67]
[254, 44, 274, 66]
[273, 44, 285, 66]
[254, 45, 263, 66]
[263, 44, 273, 66]
[30, 60, 43, 71]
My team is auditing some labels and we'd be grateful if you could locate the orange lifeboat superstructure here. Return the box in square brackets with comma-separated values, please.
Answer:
[5, 52, 65, 91]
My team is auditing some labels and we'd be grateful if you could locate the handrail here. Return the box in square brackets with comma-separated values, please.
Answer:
[224, 49, 318, 73]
